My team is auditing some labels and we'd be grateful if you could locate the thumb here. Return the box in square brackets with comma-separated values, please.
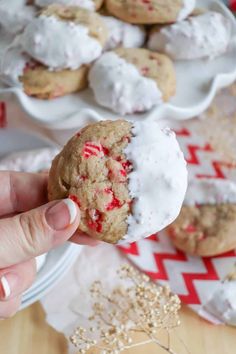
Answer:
[0, 199, 80, 268]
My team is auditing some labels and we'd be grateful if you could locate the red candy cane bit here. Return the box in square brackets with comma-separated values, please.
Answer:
[141, 67, 149, 75]
[184, 224, 197, 233]
[76, 132, 81, 137]
[104, 188, 123, 211]
[82, 142, 109, 159]
[0, 102, 7, 128]
[87, 209, 103, 233]
[69, 194, 81, 208]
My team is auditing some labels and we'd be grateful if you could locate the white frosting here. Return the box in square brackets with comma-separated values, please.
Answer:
[89, 52, 162, 115]
[120, 122, 187, 243]
[177, 0, 196, 21]
[185, 179, 236, 206]
[0, 0, 36, 34]
[20, 15, 102, 70]
[0, 43, 30, 87]
[148, 12, 231, 60]
[101, 16, 145, 51]
[204, 281, 236, 326]
[35, 0, 95, 11]
[0, 148, 59, 172]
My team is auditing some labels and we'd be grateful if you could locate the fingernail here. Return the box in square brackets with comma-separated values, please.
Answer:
[0, 274, 18, 300]
[46, 199, 78, 230]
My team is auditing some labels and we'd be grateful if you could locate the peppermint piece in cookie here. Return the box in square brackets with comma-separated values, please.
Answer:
[148, 12, 231, 60]
[0, 0, 36, 34]
[48, 120, 187, 244]
[0, 44, 89, 99]
[89, 48, 176, 115]
[105, 0, 195, 25]
[19, 5, 108, 70]
[101, 15, 146, 51]
[168, 179, 236, 256]
[35, 0, 104, 11]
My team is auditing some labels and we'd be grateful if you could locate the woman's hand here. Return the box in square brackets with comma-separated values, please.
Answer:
[0, 171, 97, 319]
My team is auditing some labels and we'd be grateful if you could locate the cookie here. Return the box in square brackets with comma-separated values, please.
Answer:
[35, 0, 104, 11]
[89, 48, 176, 115]
[105, 0, 195, 24]
[168, 179, 236, 256]
[0, 0, 36, 34]
[48, 120, 187, 244]
[20, 62, 89, 99]
[0, 47, 89, 99]
[148, 12, 231, 60]
[169, 204, 236, 257]
[101, 15, 146, 50]
[19, 5, 108, 70]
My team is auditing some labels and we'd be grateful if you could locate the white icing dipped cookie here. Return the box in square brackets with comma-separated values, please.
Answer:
[0, 147, 59, 172]
[19, 5, 108, 70]
[168, 179, 236, 256]
[101, 15, 146, 51]
[0, 0, 36, 34]
[35, 0, 104, 11]
[105, 0, 196, 25]
[89, 48, 176, 115]
[48, 120, 187, 244]
[148, 11, 232, 60]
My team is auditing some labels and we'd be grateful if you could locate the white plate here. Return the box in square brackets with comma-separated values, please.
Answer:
[0, 0, 236, 129]
[22, 244, 82, 306]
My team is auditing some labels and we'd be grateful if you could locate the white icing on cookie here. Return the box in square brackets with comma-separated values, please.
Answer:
[177, 0, 196, 21]
[119, 122, 187, 243]
[0, 0, 36, 34]
[184, 179, 236, 206]
[0, 148, 59, 172]
[101, 16, 145, 51]
[0, 42, 29, 87]
[204, 281, 236, 326]
[20, 15, 103, 70]
[89, 52, 162, 115]
[148, 12, 231, 60]
[35, 0, 95, 11]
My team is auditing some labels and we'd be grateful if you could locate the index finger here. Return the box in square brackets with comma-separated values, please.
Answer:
[0, 171, 48, 217]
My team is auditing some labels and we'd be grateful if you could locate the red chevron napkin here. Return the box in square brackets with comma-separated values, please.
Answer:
[119, 100, 236, 324]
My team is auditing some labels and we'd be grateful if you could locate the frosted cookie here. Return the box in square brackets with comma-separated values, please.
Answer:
[148, 12, 231, 60]
[0, 147, 59, 172]
[105, 0, 195, 25]
[89, 48, 176, 115]
[0, 0, 36, 35]
[168, 179, 236, 256]
[0, 46, 89, 99]
[101, 15, 146, 51]
[35, 0, 104, 11]
[204, 281, 236, 326]
[19, 5, 108, 70]
[48, 120, 187, 244]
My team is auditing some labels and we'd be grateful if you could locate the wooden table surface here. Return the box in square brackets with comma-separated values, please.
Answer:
[0, 302, 235, 354]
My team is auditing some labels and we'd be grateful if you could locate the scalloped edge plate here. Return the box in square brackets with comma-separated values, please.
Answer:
[0, 0, 236, 130]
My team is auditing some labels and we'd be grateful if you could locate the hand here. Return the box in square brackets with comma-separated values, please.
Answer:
[0, 171, 98, 319]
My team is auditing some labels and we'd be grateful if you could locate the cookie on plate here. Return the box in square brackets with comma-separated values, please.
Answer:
[89, 48, 176, 115]
[35, 0, 104, 11]
[101, 15, 146, 50]
[19, 5, 108, 70]
[48, 120, 187, 244]
[168, 179, 236, 256]
[105, 0, 196, 24]
[0, 46, 89, 99]
[148, 11, 231, 60]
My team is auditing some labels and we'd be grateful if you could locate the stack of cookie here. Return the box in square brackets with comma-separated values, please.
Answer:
[0, 1, 232, 114]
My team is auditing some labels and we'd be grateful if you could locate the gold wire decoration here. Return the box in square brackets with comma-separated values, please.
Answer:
[70, 264, 181, 354]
